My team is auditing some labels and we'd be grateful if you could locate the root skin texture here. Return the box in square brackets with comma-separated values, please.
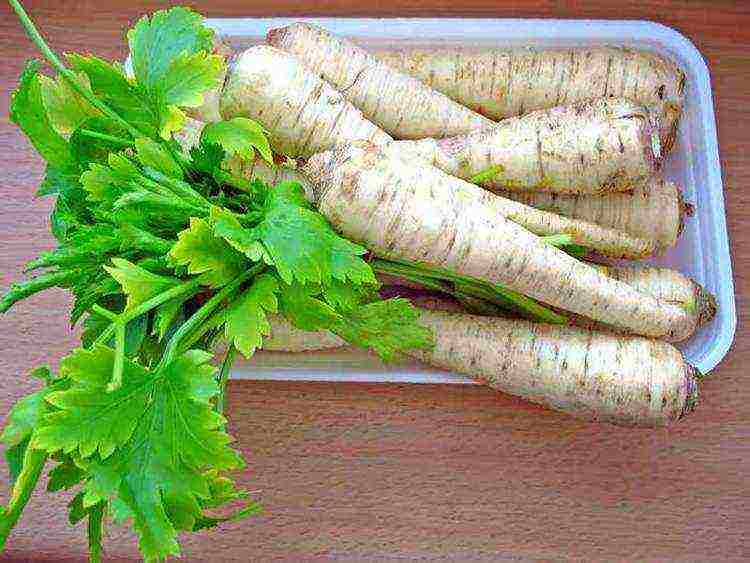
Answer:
[302, 141, 694, 342]
[411, 309, 698, 427]
[220, 45, 392, 158]
[375, 46, 685, 153]
[499, 177, 685, 251]
[266, 22, 494, 139]
[392, 97, 660, 195]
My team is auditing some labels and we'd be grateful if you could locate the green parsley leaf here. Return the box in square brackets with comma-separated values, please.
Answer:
[210, 206, 272, 264]
[332, 298, 434, 362]
[323, 279, 379, 312]
[159, 50, 224, 108]
[225, 274, 279, 357]
[0, 270, 80, 314]
[169, 217, 247, 287]
[38, 71, 100, 136]
[47, 457, 86, 492]
[39, 347, 243, 560]
[201, 118, 273, 164]
[10, 60, 75, 170]
[70, 116, 132, 167]
[278, 282, 342, 332]
[104, 258, 182, 311]
[248, 182, 375, 286]
[66, 54, 158, 138]
[127, 7, 214, 94]
[134, 137, 183, 180]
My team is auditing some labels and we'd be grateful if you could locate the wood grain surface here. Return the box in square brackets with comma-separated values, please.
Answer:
[1, 1, 748, 561]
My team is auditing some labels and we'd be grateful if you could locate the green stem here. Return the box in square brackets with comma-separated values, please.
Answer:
[107, 323, 126, 392]
[78, 129, 134, 147]
[87, 502, 104, 563]
[540, 234, 575, 247]
[215, 345, 237, 421]
[158, 266, 262, 370]
[9, 0, 143, 140]
[178, 309, 227, 354]
[0, 447, 48, 549]
[93, 278, 201, 347]
[469, 164, 505, 184]
[91, 303, 118, 322]
[213, 169, 254, 193]
[371, 258, 566, 325]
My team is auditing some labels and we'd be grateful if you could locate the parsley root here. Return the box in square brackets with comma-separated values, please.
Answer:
[411, 310, 698, 427]
[393, 97, 660, 194]
[498, 177, 688, 251]
[220, 45, 392, 157]
[594, 264, 717, 334]
[266, 22, 493, 139]
[258, 308, 699, 427]
[303, 141, 694, 341]
[375, 45, 685, 154]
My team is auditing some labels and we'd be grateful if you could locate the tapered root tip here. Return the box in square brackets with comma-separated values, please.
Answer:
[679, 364, 701, 420]
[266, 26, 287, 47]
[696, 287, 718, 327]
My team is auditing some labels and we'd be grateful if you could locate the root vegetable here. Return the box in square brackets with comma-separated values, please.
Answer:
[412, 310, 698, 427]
[220, 45, 392, 158]
[499, 177, 688, 250]
[266, 22, 493, 139]
[259, 308, 699, 427]
[593, 264, 716, 333]
[392, 97, 660, 195]
[303, 141, 693, 341]
[375, 45, 685, 153]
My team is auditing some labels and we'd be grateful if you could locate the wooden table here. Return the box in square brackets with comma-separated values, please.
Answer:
[1, 1, 748, 561]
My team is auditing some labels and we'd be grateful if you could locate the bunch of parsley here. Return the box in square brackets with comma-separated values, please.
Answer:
[0, 3, 433, 560]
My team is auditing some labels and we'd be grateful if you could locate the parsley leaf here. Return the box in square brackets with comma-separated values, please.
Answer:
[278, 282, 342, 332]
[201, 118, 273, 164]
[331, 299, 434, 362]
[127, 7, 214, 94]
[38, 71, 100, 136]
[134, 137, 183, 180]
[241, 181, 375, 286]
[66, 53, 158, 138]
[225, 274, 279, 357]
[169, 217, 247, 287]
[10, 60, 75, 170]
[35, 347, 243, 560]
[104, 258, 181, 310]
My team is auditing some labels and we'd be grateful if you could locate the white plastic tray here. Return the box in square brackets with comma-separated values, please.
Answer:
[209, 18, 735, 383]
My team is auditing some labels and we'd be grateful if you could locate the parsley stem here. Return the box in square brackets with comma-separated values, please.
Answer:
[215, 345, 238, 421]
[87, 502, 104, 563]
[91, 303, 118, 322]
[0, 447, 48, 549]
[107, 323, 126, 392]
[92, 278, 201, 348]
[370, 258, 566, 324]
[77, 129, 134, 147]
[9, 0, 144, 141]
[158, 266, 263, 370]
[540, 234, 575, 247]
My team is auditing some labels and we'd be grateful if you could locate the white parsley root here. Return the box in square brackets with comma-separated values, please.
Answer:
[375, 45, 685, 154]
[412, 310, 698, 427]
[498, 177, 688, 251]
[266, 22, 493, 139]
[258, 308, 699, 427]
[392, 97, 660, 195]
[302, 141, 695, 342]
[220, 45, 392, 158]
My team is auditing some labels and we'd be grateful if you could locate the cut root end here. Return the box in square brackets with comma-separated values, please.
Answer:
[680, 364, 701, 419]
